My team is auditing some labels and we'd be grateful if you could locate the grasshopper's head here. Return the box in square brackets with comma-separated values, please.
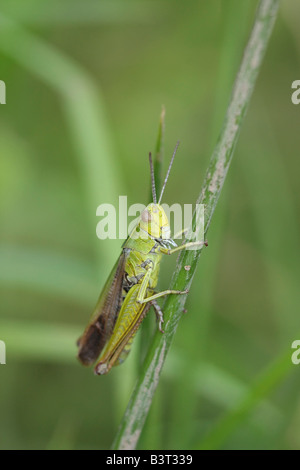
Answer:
[140, 203, 171, 239]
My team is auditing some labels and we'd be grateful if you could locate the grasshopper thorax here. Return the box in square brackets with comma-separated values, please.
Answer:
[140, 203, 171, 240]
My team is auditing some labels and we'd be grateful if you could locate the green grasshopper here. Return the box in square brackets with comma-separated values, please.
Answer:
[77, 142, 207, 375]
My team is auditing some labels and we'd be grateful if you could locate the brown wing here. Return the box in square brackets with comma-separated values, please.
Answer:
[77, 250, 127, 366]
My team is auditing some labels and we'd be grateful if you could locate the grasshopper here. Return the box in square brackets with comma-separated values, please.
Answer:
[77, 142, 207, 375]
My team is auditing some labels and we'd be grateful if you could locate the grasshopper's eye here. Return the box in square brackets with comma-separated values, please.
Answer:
[141, 209, 151, 223]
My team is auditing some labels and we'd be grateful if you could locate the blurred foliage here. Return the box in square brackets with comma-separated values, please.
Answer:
[0, 0, 299, 450]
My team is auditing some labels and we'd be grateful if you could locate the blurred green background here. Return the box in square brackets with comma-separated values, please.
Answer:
[0, 0, 300, 450]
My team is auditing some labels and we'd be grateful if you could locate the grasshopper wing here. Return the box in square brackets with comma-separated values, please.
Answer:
[77, 250, 127, 366]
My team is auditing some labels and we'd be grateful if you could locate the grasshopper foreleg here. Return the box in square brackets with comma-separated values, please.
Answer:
[160, 239, 208, 255]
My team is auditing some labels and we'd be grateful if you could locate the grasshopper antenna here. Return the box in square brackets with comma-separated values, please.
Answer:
[149, 152, 157, 204]
[158, 141, 180, 204]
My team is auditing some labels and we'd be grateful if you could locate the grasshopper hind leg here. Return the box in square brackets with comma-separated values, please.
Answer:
[150, 300, 165, 333]
[113, 301, 164, 368]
